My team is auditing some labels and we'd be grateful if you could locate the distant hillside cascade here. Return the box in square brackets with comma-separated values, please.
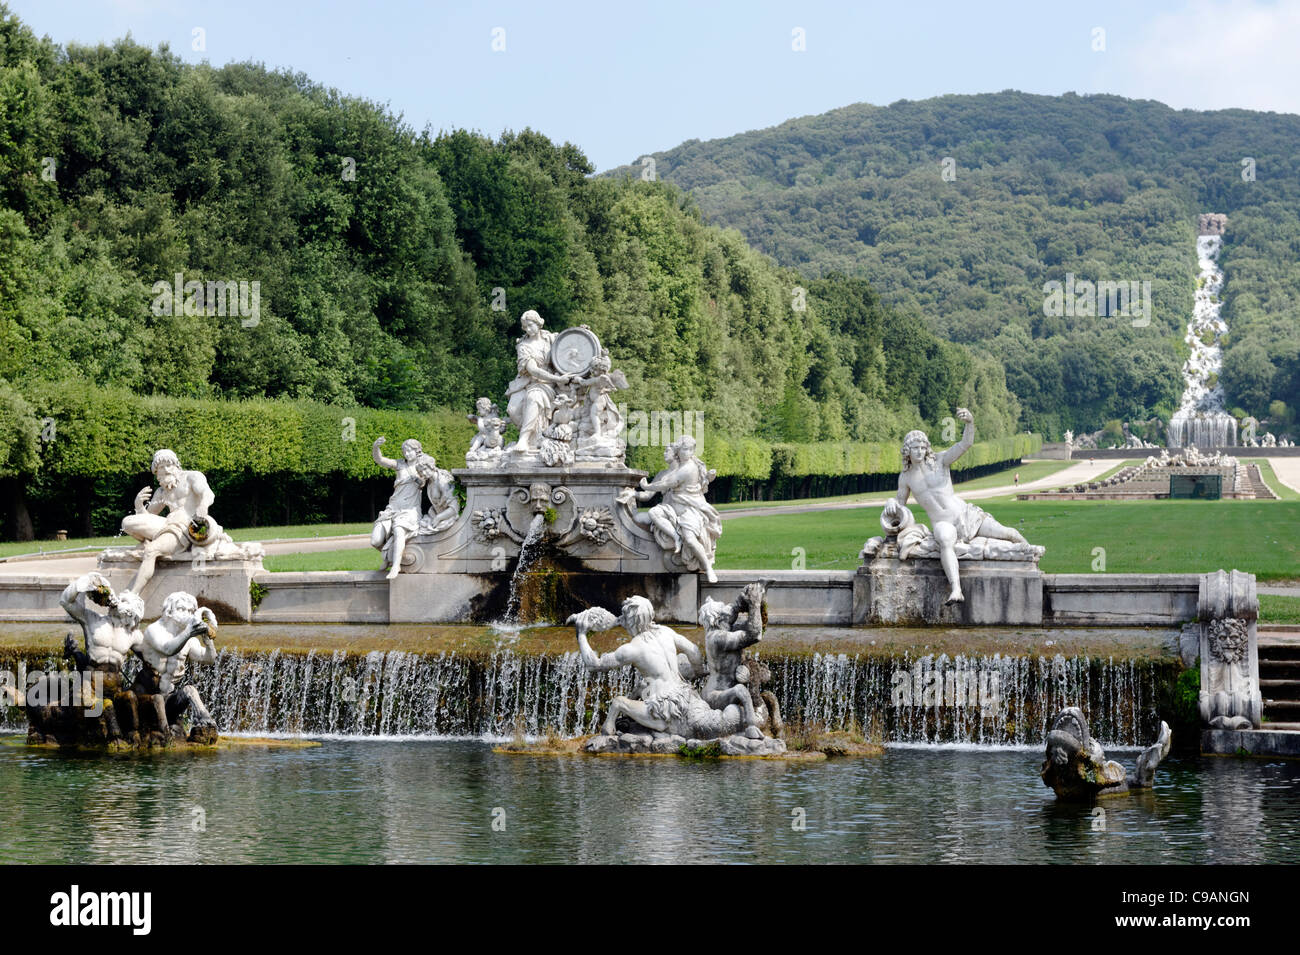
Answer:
[1169, 214, 1236, 448]
[611, 92, 1300, 440]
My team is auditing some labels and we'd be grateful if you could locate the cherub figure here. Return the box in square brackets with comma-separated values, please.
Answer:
[418, 460, 460, 535]
[572, 351, 628, 445]
[133, 591, 219, 742]
[466, 397, 507, 460]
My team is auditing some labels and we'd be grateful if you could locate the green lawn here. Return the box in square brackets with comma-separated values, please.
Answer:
[715, 499, 1300, 580]
[259, 499, 1300, 580]
[1260, 594, 1300, 624]
[0, 522, 371, 559]
[263, 549, 380, 573]
[942, 458, 1074, 491]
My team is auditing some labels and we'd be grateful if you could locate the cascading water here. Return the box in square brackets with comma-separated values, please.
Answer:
[0, 646, 1170, 745]
[187, 646, 640, 738]
[498, 512, 546, 630]
[772, 651, 1161, 746]
[1168, 227, 1236, 448]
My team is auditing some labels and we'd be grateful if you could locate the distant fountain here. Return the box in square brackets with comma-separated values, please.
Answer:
[1168, 217, 1236, 448]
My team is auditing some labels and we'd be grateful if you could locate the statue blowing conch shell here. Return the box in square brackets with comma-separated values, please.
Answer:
[569, 581, 785, 756]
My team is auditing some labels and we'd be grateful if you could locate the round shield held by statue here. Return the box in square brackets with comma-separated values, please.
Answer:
[551, 326, 602, 375]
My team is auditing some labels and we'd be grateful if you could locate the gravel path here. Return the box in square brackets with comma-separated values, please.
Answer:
[1266, 457, 1300, 495]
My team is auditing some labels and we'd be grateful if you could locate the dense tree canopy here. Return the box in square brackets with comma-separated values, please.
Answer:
[0, 5, 1010, 462]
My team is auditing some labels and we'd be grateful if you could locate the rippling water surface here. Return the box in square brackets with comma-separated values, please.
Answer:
[1, 739, 1296, 864]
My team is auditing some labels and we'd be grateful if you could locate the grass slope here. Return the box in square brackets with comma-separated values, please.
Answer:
[259, 499, 1300, 582]
[717, 499, 1300, 579]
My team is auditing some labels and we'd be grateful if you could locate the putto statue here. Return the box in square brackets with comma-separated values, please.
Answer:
[134, 591, 220, 744]
[1040, 707, 1171, 801]
[862, 409, 1043, 603]
[113, 449, 264, 591]
[371, 437, 459, 578]
[568, 584, 785, 756]
[692, 581, 782, 737]
[26, 574, 221, 748]
[619, 436, 722, 582]
[466, 398, 508, 465]
[470, 310, 628, 467]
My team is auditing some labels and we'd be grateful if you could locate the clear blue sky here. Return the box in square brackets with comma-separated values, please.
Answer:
[9, 0, 1300, 171]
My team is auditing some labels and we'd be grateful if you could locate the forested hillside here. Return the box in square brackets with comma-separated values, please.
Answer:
[0, 7, 1031, 536]
[612, 91, 1300, 436]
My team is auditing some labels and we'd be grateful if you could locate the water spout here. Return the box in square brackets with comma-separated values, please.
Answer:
[497, 512, 546, 632]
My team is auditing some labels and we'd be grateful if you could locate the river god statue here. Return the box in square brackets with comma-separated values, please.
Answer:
[113, 449, 264, 592]
[862, 409, 1042, 603]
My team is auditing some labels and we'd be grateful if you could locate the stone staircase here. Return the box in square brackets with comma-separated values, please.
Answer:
[1242, 463, 1280, 499]
[1259, 631, 1300, 730]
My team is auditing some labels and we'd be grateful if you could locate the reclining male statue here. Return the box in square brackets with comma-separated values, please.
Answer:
[893, 408, 1033, 603]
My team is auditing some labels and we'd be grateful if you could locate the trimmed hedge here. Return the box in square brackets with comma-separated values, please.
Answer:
[21, 380, 475, 480]
[634, 431, 1039, 480]
[20, 381, 1039, 481]
[6, 383, 1041, 536]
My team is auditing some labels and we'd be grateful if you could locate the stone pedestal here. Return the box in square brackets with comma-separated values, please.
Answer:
[1197, 569, 1261, 730]
[401, 465, 682, 575]
[97, 553, 263, 621]
[383, 465, 704, 623]
[852, 557, 1044, 626]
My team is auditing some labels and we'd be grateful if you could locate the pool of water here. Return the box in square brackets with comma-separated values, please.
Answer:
[1, 738, 1296, 863]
